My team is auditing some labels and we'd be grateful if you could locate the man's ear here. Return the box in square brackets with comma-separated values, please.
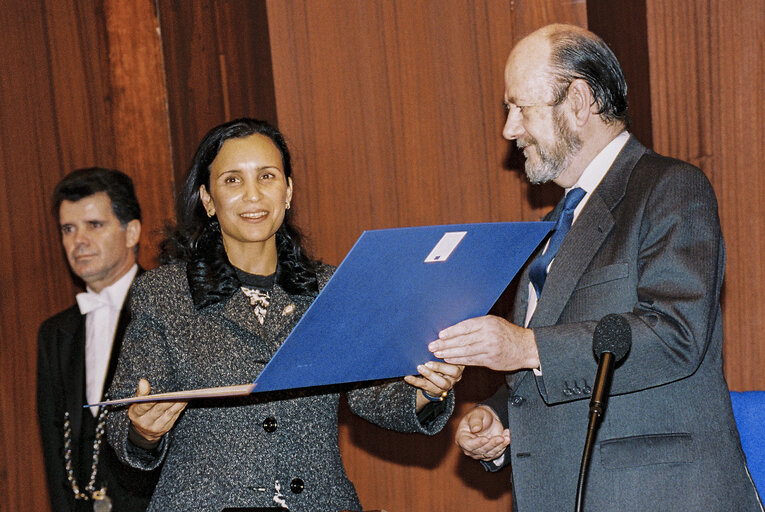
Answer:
[567, 78, 595, 126]
[125, 219, 141, 249]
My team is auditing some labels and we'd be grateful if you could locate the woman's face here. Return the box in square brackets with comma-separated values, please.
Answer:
[199, 133, 293, 269]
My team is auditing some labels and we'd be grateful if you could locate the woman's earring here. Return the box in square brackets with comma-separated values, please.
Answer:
[285, 201, 291, 210]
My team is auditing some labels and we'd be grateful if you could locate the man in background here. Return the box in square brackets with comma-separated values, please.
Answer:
[429, 24, 763, 510]
[37, 167, 159, 511]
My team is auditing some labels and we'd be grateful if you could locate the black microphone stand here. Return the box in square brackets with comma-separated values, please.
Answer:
[575, 351, 615, 512]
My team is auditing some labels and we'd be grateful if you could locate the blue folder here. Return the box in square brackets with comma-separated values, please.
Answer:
[88, 221, 552, 407]
[252, 222, 553, 392]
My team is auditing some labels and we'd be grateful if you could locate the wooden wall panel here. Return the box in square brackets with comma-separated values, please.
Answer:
[157, 0, 277, 187]
[0, 1, 173, 510]
[0, 2, 114, 510]
[266, 1, 585, 509]
[267, 0, 586, 264]
[4, 1, 762, 511]
[645, 0, 765, 391]
[104, 0, 175, 266]
[586, 0, 653, 147]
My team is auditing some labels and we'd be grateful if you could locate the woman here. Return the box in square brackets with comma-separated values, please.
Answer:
[106, 118, 462, 511]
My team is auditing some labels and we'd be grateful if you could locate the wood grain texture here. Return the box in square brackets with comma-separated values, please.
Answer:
[266, 1, 585, 509]
[267, 0, 586, 262]
[2, 1, 762, 511]
[587, 0, 653, 146]
[157, 0, 277, 187]
[0, 2, 114, 510]
[645, 0, 765, 391]
[0, 1, 173, 510]
[104, 0, 175, 268]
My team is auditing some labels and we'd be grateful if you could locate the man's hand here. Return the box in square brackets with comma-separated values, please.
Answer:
[127, 379, 187, 443]
[428, 315, 540, 371]
[455, 406, 510, 461]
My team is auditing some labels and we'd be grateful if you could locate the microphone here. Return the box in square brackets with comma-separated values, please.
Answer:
[575, 314, 632, 512]
[589, 314, 632, 420]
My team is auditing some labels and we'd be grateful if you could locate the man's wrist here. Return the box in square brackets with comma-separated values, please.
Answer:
[524, 328, 541, 369]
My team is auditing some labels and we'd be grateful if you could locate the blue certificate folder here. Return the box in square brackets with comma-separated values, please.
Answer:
[252, 221, 553, 392]
[88, 222, 552, 407]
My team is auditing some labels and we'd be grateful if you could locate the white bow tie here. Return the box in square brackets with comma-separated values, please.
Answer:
[76, 291, 115, 314]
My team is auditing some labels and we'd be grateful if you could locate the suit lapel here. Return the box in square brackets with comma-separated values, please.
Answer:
[262, 286, 314, 355]
[530, 195, 614, 326]
[529, 136, 647, 328]
[57, 311, 87, 442]
[219, 284, 314, 362]
[103, 305, 130, 399]
[513, 265, 532, 326]
[103, 267, 142, 397]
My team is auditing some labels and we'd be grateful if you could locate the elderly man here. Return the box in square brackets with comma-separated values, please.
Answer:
[37, 168, 159, 511]
[429, 24, 763, 511]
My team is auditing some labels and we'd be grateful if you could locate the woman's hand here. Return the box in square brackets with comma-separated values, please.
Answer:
[127, 379, 187, 443]
[404, 361, 464, 410]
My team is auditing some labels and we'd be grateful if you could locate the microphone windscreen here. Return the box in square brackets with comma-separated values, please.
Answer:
[592, 314, 632, 362]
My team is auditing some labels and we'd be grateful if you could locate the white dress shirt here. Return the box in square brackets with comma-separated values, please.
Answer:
[77, 264, 138, 414]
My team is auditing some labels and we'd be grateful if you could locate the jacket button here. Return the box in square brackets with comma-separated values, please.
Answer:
[510, 395, 525, 406]
[290, 478, 304, 494]
[262, 416, 277, 433]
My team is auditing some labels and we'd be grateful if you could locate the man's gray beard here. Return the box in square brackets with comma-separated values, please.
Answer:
[523, 108, 582, 184]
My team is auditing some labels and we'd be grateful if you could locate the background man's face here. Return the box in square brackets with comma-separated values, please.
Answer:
[59, 191, 138, 292]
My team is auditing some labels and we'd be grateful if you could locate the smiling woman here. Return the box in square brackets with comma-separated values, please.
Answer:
[104, 118, 464, 512]
[199, 133, 293, 276]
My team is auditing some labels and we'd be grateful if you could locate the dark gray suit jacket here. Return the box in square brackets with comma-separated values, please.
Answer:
[485, 136, 762, 511]
[36, 270, 160, 512]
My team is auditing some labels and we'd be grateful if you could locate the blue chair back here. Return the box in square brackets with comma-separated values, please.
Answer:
[730, 391, 765, 495]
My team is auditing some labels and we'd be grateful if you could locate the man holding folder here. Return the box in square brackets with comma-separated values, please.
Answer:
[429, 24, 762, 511]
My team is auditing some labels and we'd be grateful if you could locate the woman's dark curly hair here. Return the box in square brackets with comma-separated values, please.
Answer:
[161, 118, 319, 309]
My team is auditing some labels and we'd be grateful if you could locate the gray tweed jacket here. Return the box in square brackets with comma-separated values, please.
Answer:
[106, 262, 453, 512]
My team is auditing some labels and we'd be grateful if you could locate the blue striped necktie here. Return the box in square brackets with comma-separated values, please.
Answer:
[529, 187, 586, 298]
